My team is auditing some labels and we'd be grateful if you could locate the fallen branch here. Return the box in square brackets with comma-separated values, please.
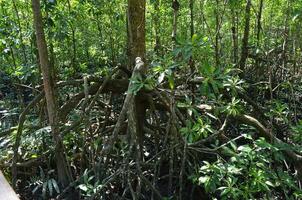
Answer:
[236, 114, 302, 180]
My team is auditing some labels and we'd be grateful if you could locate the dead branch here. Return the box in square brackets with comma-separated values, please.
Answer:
[236, 114, 302, 180]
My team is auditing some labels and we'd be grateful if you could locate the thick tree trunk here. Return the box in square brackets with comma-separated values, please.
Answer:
[127, 0, 146, 168]
[127, 0, 146, 68]
[31, 0, 73, 187]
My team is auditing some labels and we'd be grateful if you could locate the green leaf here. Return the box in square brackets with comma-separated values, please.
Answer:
[32, 185, 40, 194]
[48, 179, 53, 196]
[242, 134, 253, 140]
[168, 76, 174, 89]
[153, 65, 162, 73]
[220, 187, 230, 196]
[51, 179, 60, 194]
[42, 182, 47, 198]
[31, 154, 38, 158]
[192, 34, 198, 43]
[78, 184, 89, 192]
[237, 145, 252, 153]
[177, 102, 189, 108]
[221, 146, 236, 156]
[200, 165, 209, 171]
[198, 176, 209, 184]
[265, 181, 275, 187]
[230, 142, 237, 151]
[158, 72, 165, 84]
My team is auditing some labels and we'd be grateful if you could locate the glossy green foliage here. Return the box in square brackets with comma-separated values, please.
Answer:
[195, 137, 302, 199]
[0, 0, 301, 199]
[29, 167, 60, 199]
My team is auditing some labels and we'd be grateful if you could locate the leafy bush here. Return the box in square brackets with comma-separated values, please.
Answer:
[28, 167, 60, 199]
[194, 137, 302, 199]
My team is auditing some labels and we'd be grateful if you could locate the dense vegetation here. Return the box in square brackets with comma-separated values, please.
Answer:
[0, 0, 301, 199]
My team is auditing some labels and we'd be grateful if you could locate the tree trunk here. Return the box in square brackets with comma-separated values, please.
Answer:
[153, 0, 161, 55]
[31, 0, 73, 187]
[239, 0, 252, 72]
[231, 6, 238, 64]
[281, 0, 291, 81]
[189, 0, 195, 103]
[172, 0, 180, 44]
[255, 0, 263, 77]
[256, 0, 263, 46]
[215, 0, 220, 67]
[127, 0, 146, 68]
[127, 0, 146, 167]
[190, 0, 194, 38]
[67, 0, 77, 72]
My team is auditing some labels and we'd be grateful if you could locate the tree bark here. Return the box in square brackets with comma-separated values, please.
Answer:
[67, 0, 77, 72]
[31, 0, 73, 187]
[281, 0, 291, 81]
[172, 0, 180, 43]
[255, 0, 263, 77]
[127, 0, 147, 171]
[127, 0, 146, 68]
[231, 6, 238, 64]
[239, 0, 252, 71]
[256, 0, 263, 46]
[190, 0, 194, 38]
[189, 0, 195, 103]
[215, 0, 220, 67]
[153, 0, 161, 55]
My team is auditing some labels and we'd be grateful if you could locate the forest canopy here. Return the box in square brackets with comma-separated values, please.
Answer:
[0, 0, 301, 199]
